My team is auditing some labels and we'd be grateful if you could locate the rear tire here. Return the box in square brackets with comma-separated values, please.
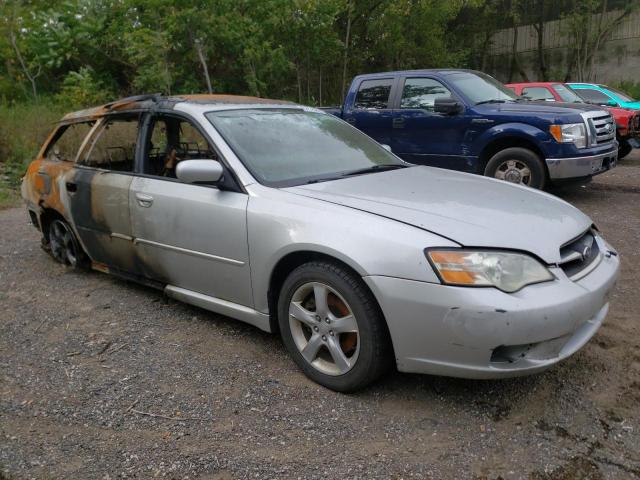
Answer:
[277, 261, 392, 392]
[484, 147, 546, 189]
[618, 139, 632, 159]
[46, 218, 88, 269]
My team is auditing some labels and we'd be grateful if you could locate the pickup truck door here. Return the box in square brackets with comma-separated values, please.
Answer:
[342, 77, 396, 146]
[391, 77, 473, 172]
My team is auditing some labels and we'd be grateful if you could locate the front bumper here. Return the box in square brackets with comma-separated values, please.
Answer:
[364, 242, 619, 379]
[546, 147, 617, 180]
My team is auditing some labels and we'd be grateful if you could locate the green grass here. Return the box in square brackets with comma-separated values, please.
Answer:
[0, 100, 66, 207]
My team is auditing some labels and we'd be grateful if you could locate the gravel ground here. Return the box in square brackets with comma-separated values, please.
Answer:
[1, 152, 639, 479]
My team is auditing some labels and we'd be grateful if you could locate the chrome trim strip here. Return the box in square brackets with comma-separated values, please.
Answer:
[134, 238, 245, 266]
[110, 232, 133, 241]
[164, 285, 270, 332]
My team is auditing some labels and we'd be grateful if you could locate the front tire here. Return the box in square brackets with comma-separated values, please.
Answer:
[618, 138, 632, 159]
[484, 147, 546, 189]
[277, 261, 392, 392]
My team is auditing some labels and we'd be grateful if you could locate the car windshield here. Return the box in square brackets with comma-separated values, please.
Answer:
[446, 71, 519, 105]
[553, 84, 584, 103]
[604, 86, 635, 102]
[206, 109, 404, 186]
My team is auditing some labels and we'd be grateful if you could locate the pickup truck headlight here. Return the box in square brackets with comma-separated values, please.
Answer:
[426, 250, 554, 293]
[549, 123, 587, 148]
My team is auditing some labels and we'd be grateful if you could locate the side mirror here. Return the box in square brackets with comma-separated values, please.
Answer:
[176, 159, 223, 184]
[434, 97, 463, 115]
[380, 144, 392, 152]
[606, 99, 618, 107]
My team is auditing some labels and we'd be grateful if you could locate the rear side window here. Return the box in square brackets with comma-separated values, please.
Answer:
[45, 122, 94, 162]
[521, 87, 555, 101]
[354, 78, 393, 109]
[577, 88, 615, 105]
[400, 78, 452, 111]
[81, 116, 140, 171]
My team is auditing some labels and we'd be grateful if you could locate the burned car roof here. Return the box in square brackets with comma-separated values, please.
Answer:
[60, 94, 295, 123]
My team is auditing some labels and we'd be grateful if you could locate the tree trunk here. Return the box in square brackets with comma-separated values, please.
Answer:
[9, 29, 39, 100]
[195, 40, 213, 94]
[341, 1, 352, 99]
[319, 69, 322, 106]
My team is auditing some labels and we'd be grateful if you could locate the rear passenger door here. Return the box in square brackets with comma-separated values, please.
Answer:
[129, 113, 252, 307]
[66, 115, 140, 273]
[344, 77, 396, 146]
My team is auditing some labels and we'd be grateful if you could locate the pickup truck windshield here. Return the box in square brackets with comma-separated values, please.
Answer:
[207, 109, 404, 186]
[447, 72, 518, 105]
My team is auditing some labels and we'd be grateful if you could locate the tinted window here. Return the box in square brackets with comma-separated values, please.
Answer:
[207, 109, 402, 187]
[144, 115, 216, 178]
[45, 122, 94, 162]
[521, 87, 555, 101]
[401, 78, 452, 111]
[354, 79, 393, 109]
[552, 84, 583, 103]
[605, 86, 635, 102]
[577, 88, 615, 105]
[446, 71, 518, 105]
[82, 117, 140, 171]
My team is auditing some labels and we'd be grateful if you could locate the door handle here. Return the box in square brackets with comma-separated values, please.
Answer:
[135, 193, 154, 208]
[392, 117, 405, 129]
[65, 182, 77, 193]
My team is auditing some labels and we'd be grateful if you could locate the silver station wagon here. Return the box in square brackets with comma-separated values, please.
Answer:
[22, 94, 620, 392]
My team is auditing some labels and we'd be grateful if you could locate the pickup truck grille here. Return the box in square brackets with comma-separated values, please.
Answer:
[558, 230, 601, 280]
[588, 113, 616, 145]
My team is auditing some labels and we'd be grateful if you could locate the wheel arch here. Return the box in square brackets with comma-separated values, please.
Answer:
[478, 136, 547, 176]
[266, 250, 390, 345]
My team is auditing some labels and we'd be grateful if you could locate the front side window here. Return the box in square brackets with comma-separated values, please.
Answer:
[400, 78, 452, 111]
[446, 71, 518, 105]
[81, 116, 140, 171]
[577, 88, 616, 105]
[521, 87, 555, 101]
[354, 78, 394, 109]
[45, 122, 95, 162]
[207, 109, 403, 187]
[143, 115, 217, 178]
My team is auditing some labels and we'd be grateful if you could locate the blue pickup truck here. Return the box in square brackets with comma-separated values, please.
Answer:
[323, 70, 618, 189]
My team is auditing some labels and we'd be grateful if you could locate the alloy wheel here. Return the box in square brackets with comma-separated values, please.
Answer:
[494, 159, 532, 185]
[288, 282, 360, 376]
[49, 219, 78, 267]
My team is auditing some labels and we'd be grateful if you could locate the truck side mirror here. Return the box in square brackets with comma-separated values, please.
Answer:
[434, 97, 463, 115]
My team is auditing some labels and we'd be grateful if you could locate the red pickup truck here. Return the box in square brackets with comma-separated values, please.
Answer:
[507, 82, 640, 159]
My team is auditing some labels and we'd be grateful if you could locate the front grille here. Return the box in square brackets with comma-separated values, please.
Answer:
[558, 230, 601, 279]
[588, 114, 616, 145]
[631, 114, 640, 133]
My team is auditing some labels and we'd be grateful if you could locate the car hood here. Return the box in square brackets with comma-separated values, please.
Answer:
[484, 101, 603, 115]
[286, 167, 592, 264]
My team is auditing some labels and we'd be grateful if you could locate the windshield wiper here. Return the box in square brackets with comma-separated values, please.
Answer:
[341, 164, 409, 177]
[475, 99, 510, 105]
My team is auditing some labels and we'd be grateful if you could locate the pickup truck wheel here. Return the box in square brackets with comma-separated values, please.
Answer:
[618, 139, 632, 159]
[277, 261, 392, 392]
[484, 147, 546, 189]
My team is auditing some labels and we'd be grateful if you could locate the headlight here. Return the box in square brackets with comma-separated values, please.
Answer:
[549, 123, 587, 148]
[426, 250, 554, 293]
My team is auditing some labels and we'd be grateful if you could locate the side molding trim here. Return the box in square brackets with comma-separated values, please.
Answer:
[134, 237, 245, 266]
[164, 285, 271, 332]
